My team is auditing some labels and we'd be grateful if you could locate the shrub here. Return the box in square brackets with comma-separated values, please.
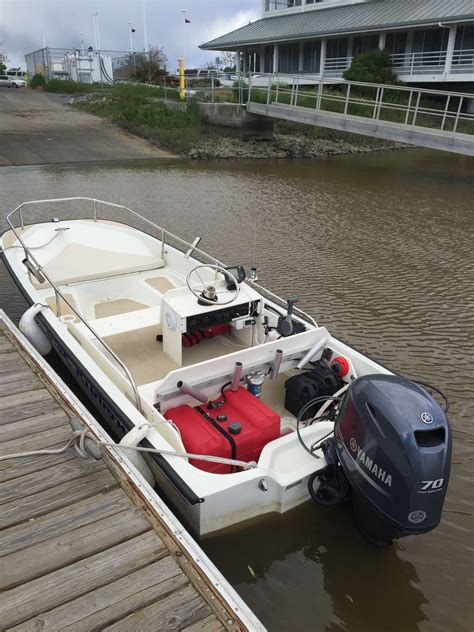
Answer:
[29, 73, 46, 88]
[73, 84, 203, 154]
[44, 79, 97, 94]
[343, 49, 401, 85]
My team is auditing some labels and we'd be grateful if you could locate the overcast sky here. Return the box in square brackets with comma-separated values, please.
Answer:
[0, 0, 260, 70]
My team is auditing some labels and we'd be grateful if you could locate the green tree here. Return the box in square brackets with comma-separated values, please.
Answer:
[343, 48, 401, 85]
[117, 46, 168, 83]
[0, 47, 8, 74]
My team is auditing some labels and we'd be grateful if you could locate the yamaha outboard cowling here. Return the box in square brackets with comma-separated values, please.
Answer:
[335, 374, 451, 545]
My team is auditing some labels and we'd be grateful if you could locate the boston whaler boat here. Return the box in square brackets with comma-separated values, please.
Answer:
[2, 198, 452, 544]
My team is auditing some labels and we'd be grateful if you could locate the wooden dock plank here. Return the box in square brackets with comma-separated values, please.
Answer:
[0, 386, 54, 412]
[0, 450, 106, 504]
[0, 468, 118, 529]
[0, 334, 13, 353]
[0, 530, 168, 628]
[0, 366, 36, 385]
[0, 487, 130, 558]
[183, 616, 226, 632]
[0, 446, 76, 482]
[11, 556, 187, 632]
[103, 583, 213, 632]
[0, 311, 260, 632]
[0, 408, 68, 443]
[0, 374, 45, 396]
[0, 423, 72, 458]
[0, 393, 60, 424]
[1, 506, 152, 590]
[0, 450, 106, 505]
[0, 350, 28, 372]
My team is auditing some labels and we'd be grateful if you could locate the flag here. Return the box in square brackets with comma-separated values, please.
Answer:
[185, 18, 191, 23]
[131, 27, 136, 33]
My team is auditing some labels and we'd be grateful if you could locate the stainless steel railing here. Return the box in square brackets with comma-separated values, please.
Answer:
[6, 197, 319, 408]
[246, 73, 474, 135]
[6, 197, 242, 412]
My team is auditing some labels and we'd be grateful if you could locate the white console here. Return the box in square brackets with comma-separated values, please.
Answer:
[161, 282, 262, 366]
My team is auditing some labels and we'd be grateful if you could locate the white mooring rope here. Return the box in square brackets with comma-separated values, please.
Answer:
[0, 428, 258, 471]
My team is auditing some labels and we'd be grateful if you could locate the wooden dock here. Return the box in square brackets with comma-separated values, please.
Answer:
[0, 310, 264, 632]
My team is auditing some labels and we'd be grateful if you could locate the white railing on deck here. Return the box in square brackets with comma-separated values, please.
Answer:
[247, 72, 474, 137]
[323, 56, 352, 75]
[390, 50, 447, 74]
[320, 49, 474, 79]
[451, 49, 474, 72]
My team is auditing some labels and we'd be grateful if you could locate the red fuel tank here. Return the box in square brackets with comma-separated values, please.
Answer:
[164, 387, 280, 474]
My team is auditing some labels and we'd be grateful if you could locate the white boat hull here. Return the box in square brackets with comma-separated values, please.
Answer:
[1, 199, 392, 535]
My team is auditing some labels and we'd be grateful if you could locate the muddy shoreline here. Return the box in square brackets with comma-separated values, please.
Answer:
[188, 126, 404, 160]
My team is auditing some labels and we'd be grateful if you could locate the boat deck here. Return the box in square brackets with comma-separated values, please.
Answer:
[0, 310, 264, 631]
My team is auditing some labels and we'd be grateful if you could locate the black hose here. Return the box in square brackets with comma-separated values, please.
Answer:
[296, 396, 342, 460]
[411, 379, 449, 413]
[220, 381, 232, 402]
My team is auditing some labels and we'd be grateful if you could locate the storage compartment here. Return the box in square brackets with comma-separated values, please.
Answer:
[164, 387, 280, 474]
[284, 361, 341, 420]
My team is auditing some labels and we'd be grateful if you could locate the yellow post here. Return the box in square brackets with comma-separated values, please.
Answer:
[179, 58, 185, 100]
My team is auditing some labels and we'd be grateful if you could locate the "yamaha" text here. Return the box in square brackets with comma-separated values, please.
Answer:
[357, 447, 392, 487]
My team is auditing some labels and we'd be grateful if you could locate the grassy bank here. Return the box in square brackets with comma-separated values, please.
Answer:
[71, 83, 202, 154]
[46, 81, 403, 157]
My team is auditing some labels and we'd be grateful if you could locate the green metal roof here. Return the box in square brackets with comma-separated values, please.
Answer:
[201, 0, 474, 50]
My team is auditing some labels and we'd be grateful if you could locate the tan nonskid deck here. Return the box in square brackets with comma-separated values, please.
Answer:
[102, 327, 247, 386]
[0, 311, 264, 632]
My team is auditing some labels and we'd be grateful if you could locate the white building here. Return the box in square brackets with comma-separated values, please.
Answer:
[201, 0, 474, 86]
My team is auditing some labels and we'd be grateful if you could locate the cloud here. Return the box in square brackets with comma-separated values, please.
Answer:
[201, 10, 259, 45]
[0, 0, 260, 70]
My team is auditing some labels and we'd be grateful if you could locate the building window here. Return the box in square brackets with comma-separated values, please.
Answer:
[413, 29, 449, 53]
[279, 43, 300, 72]
[386, 31, 408, 55]
[455, 25, 474, 51]
[265, 0, 302, 10]
[453, 25, 474, 67]
[412, 28, 449, 66]
[353, 34, 380, 57]
[264, 45, 274, 73]
[303, 40, 321, 72]
[326, 37, 349, 59]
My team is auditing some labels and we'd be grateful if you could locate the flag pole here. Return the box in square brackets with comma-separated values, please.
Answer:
[181, 9, 187, 68]
[129, 23, 136, 69]
[142, 0, 148, 52]
[93, 12, 103, 87]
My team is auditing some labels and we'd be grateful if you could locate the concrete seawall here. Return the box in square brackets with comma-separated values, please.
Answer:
[197, 103, 273, 138]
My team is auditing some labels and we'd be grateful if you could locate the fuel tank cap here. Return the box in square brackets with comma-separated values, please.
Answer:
[228, 422, 242, 435]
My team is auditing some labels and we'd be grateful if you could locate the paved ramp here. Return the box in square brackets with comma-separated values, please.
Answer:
[0, 90, 174, 166]
[246, 74, 474, 156]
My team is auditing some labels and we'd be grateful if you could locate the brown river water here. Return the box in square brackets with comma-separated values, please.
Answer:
[1, 150, 473, 632]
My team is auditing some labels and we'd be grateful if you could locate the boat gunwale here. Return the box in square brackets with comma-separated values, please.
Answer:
[5, 197, 318, 328]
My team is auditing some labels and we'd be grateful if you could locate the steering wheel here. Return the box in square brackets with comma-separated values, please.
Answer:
[186, 264, 240, 306]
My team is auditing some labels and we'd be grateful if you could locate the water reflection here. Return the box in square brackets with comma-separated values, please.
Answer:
[1, 150, 473, 632]
[203, 502, 428, 632]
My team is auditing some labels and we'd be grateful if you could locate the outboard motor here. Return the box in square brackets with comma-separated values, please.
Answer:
[311, 374, 451, 545]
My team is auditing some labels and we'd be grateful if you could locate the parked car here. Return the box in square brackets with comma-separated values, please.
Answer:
[218, 72, 235, 88]
[7, 70, 28, 82]
[0, 74, 26, 88]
